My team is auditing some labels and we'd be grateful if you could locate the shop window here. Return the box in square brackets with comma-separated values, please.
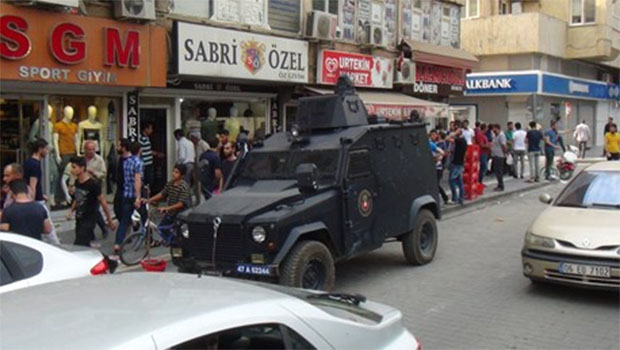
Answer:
[571, 0, 596, 25]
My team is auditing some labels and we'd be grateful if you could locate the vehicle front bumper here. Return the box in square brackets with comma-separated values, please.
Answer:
[521, 248, 620, 290]
[171, 247, 279, 278]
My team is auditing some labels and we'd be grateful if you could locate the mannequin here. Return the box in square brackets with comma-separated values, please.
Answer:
[201, 107, 219, 142]
[78, 105, 103, 155]
[29, 105, 57, 206]
[53, 106, 78, 205]
[225, 106, 241, 141]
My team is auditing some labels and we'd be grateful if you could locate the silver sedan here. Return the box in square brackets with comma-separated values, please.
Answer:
[0, 272, 420, 350]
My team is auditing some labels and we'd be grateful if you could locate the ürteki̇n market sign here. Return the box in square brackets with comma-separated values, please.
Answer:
[177, 22, 308, 83]
[318, 50, 394, 89]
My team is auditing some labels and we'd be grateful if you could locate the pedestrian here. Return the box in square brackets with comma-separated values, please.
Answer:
[198, 136, 223, 200]
[604, 117, 615, 135]
[217, 129, 230, 159]
[429, 131, 449, 204]
[139, 122, 155, 190]
[145, 163, 191, 242]
[448, 127, 467, 205]
[505, 121, 517, 178]
[490, 124, 507, 191]
[461, 120, 474, 145]
[114, 141, 143, 254]
[221, 141, 238, 184]
[174, 129, 195, 186]
[573, 120, 591, 159]
[66, 157, 116, 247]
[113, 139, 130, 226]
[190, 131, 210, 161]
[81, 140, 110, 240]
[604, 123, 620, 161]
[543, 121, 561, 180]
[23, 139, 60, 244]
[525, 121, 543, 183]
[512, 122, 527, 179]
[1, 163, 23, 215]
[0, 179, 52, 240]
[475, 123, 490, 183]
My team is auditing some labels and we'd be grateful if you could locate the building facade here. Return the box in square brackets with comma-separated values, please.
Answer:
[455, 0, 620, 146]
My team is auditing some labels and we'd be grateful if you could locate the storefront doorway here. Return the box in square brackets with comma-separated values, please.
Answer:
[0, 98, 45, 169]
[140, 107, 170, 195]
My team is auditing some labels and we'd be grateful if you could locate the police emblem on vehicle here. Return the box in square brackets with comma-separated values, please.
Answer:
[358, 189, 373, 217]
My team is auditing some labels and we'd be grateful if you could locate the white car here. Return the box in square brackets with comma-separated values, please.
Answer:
[0, 232, 114, 294]
[0, 273, 420, 350]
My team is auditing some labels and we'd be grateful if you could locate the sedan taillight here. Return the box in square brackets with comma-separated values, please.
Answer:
[90, 259, 109, 275]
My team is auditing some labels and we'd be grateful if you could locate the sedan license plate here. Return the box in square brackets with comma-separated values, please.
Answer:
[171, 248, 183, 258]
[559, 263, 611, 278]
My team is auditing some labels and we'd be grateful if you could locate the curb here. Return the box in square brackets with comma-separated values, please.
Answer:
[441, 181, 551, 217]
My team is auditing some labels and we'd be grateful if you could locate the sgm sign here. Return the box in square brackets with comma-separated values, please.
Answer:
[0, 4, 166, 87]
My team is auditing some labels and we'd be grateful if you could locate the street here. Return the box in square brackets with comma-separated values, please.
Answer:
[334, 181, 620, 350]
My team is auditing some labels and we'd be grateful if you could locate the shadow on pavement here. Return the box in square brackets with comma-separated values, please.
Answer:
[524, 281, 619, 306]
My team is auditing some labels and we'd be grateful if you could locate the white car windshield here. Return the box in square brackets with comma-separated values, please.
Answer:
[555, 171, 620, 209]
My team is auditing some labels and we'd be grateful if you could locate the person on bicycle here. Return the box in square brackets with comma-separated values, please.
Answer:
[145, 164, 191, 226]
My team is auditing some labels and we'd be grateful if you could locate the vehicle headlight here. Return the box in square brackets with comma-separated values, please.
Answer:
[252, 226, 267, 243]
[525, 231, 555, 248]
[180, 223, 189, 239]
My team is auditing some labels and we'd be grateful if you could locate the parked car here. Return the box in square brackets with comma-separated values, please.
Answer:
[0, 232, 115, 294]
[0, 273, 420, 350]
[522, 161, 620, 290]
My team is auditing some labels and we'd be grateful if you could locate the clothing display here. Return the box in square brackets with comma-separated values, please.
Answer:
[54, 120, 78, 155]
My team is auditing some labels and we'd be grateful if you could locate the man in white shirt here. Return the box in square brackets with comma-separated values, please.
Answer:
[573, 120, 591, 159]
[461, 120, 474, 145]
[174, 129, 196, 185]
[512, 122, 527, 179]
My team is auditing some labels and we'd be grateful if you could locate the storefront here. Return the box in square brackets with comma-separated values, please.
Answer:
[0, 4, 166, 208]
[153, 21, 310, 145]
[313, 49, 447, 123]
[456, 70, 620, 146]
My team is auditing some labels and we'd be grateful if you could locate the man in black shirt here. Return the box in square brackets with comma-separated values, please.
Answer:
[221, 141, 237, 184]
[0, 180, 51, 240]
[448, 127, 467, 205]
[67, 157, 116, 247]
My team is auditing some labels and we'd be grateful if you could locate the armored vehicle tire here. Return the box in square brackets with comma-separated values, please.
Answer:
[280, 240, 335, 291]
[402, 209, 438, 265]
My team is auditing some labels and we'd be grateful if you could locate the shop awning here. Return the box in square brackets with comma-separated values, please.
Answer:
[305, 87, 449, 120]
[402, 39, 479, 70]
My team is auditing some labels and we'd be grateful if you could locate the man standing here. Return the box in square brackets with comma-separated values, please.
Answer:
[475, 123, 490, 183]
[512, 122, 527, 179]
[113, 139, 130, 226]
[448, 127, 467, 205]
[461, 120, 474, 145]
[543, 121, 561, 180]
[199, 137, 223, 200]
[1, 163, 23, 214]
[221, 141, 238, 184]
[139, 122, 155, 190]
[604, 123, 620, 161]
[174, 129, 195, 186]
[490, 124, 507, 191]
[526, 121, 543, 183]
[83, 140, 108, 240]
[67, 157, 116, 247]
[603, 117, 614, 156]
[573, 120, 591, 159]
[429, 131, 449, 205]
[505, 121, 516, 178]
[114, 141, 143, 253]
[24, 139, 60, 244]
[190, 131, 210, 160]
[0, 180, 51, 240]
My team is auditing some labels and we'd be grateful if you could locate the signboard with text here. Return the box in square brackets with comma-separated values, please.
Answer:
[465, 73, 539, 95]
[542, 74, 620, 100]
[0, 4, 166, 87]
[177, 22, 308, 83]
[317, 50, 394, 89]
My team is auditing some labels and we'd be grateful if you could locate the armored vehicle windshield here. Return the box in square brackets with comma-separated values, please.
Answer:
[238, 149, 341, 183]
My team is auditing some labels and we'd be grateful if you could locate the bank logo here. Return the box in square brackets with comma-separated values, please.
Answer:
[241, 40, 265, 75]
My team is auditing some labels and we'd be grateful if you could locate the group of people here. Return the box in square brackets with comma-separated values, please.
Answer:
[0, 121, 248, 257]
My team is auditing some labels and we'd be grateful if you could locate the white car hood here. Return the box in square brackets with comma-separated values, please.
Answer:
[530, 206, 620, 249]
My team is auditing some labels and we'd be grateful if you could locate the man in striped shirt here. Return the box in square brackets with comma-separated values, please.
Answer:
[139, 122, 154, 190]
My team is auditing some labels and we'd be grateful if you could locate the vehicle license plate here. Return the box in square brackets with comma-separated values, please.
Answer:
[171, 248, 183, 258]
[558, 263, 611, 278]
[236, 264, 272, 276]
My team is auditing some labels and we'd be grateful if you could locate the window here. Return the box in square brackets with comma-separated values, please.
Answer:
[0, 258, 14, 286]
[209, 0, 269, 27]
[555, 171, 620, 209]
[571, 0, 596, 24]
[462, 0, 479, 18]
[313, 0, 338, 15]
[171, 0, 210, 18]
[268, 0, 301, 32]
[0, 241, 43, 283]
[170, 323, 316, 350]
[347, 149, 371, 179]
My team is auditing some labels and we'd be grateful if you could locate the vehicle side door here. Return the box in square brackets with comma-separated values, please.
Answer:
[0, 241, 43, 293]
[342, 148, 380, 255]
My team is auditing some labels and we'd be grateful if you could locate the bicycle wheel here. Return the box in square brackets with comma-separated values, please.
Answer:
[119, 232, 150, 266]
[539, 166, 559, 180]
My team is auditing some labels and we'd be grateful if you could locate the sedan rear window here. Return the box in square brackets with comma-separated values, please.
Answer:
[555, 171, 620, 209]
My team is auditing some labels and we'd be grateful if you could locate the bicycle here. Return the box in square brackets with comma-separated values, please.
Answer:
[119, 188, 177, 266]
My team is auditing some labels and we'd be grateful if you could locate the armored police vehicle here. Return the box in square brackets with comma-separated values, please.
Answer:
[173, 77, 441, 290]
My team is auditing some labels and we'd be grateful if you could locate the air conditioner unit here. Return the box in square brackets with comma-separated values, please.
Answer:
[306, 10, 339, 40]
[395, 59, 415, 84]
[114, 0, 156, 20]
[370, 24, 386, 47]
